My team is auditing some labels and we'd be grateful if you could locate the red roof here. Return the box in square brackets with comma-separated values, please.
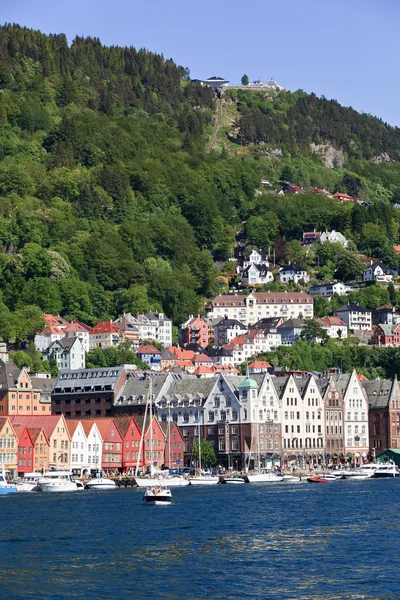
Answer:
[333, 192, 353, 200]
[167, 346, 195, 360]
[43, 314, 69, 328]
[394, 246, 400, 254]
[91, 321, 120, 335]
[66, 420, 81, 437]
[248, 360, 272, 369]
[317, 316, 347, 327]
[213, 364, 239, 374]
[41, 326, 65, 335]
[192, 365, 215, 375]
[193, 353, 211, 363]
[137, 345, 161, 355]
[64, 322, 90, 333]
[10, 416, 65, 439]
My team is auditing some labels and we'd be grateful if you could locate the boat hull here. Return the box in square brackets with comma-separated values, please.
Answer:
[143, 487, 172, 505]
[224, 477, 245, 484]
[15, 482, 40, 492]
[246, 474, 283, 483]
[281, 475, 303, 483]
[85, 478, 116, 490]
[0, 486, 17, 494]
[39, 482, 79, 492]
[307, 477, 329, 483]
[189, 477, 219, 485]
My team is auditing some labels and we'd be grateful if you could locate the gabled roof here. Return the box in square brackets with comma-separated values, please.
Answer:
[91, 321, 120, 335]
[362, 380, 392, 408]
[114, 416, 135, 439]
[43, 314, 70, 328]
[28, 427, 49, 445]
[193, 354, 211, 363]
[280, 263, 306, 273]
[214, 318, 247, 329]
[40, 326, 65, 335]
[66, 420, 81, 438]
[277, 318, 305, 329]
[47, 337, 80, 352]
[10, 415, 65, 439]
[333, 191, 353, 200]
[334, 303, 370, 314]
[137, 345, 161, 355]
[192, 365, 215, 375]
[375, 324, 394, 336]
[317, 316, 347, 327]
[248, 361, 272, 369]
[64, 322, 90, 333]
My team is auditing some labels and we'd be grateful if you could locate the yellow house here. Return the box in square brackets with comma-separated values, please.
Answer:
[0, 417, 18, 478]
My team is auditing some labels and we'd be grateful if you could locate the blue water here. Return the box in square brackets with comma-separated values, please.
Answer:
[1, 480, 399, 599]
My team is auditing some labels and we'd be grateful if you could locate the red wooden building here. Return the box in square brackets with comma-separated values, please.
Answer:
[92, 419, 123, 473]
[14, 425, 34, 476]
[160, 422, 184, 468]
[371, 324, 400, 347]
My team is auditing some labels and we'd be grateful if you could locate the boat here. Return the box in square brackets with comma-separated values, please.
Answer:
[307, 475, 329, 483]
[343, 464, 378, 480]
[85, 476, 117, 490]
[189, 473, 219, 485]
[224, 476, 245, 484]
[281, 474, 303, 483]
[143, 485, 172, 505]
[319, 473, 337, 481]
[136, 474, 190, 487]
[0, 467, 17, 494]
[15, 472, 42, 492]
[371, 462, 400, 478]
[246, 469, 283, 483]
[37, 470, 83, 492]
[164, 476, 190, 487]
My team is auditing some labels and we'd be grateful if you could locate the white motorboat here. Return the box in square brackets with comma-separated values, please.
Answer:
[281, 474, 303, 483]
[143, 485, 172, 505]
[38, 471, 83, 492]
[246, 470, 283, 483]
[343, 464, 378, 480]
[224, 476, 245, 484]
[85, 477, 117, 490]
[371, 462, 400, 478]
[0, 468, 17, 494]
[189, 474, 219, 486]
[319, 473, 337, 481]
[15, 472, 42, 492]
[164, 476, 190, 487]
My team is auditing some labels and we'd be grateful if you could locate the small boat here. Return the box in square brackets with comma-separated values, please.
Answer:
[189, 474, 219, 486]
[319, 473, 337, 481]
[38, 470, 83, 492]
[246, 470, 283, 483]
[343, 464, 378, 480]
[307, 475, 329, 483]
[281, 474, 303, 483]
[224, 476, 245, 484]
[85, 476, 117, 490]
[0, 468, 17, 494]
[15, 472, 42, 492]
[143, 485, 172, 505]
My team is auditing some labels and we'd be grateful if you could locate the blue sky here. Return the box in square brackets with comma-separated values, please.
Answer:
[3, 0, 400, 125]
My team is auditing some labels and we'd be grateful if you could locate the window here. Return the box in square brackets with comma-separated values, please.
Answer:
[218, 439, 225, 451]
[208, 411, 215, 422]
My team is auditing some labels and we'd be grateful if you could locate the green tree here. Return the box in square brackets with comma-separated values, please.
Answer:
[241, 74, 249, 86]
[301, 320, 329, 344]
[192, 439, 217, 467]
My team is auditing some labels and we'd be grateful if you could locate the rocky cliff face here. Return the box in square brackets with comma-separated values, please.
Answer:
[373, 152, 391, 164]
[310, 143, 344, 168]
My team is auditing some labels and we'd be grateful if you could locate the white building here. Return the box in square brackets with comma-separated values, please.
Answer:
[308, 282, 354, 297]
[337, 371, 369, 463]
[208, 292, 313, 326]
[43, 337, 85, 370]
[63, 322, 90, 353]
[274, 374, 325, 460]
[113, 312, 172, 347]
[224, 329, 281, 365]
[333, 304, 372, 332]
[319, 230, 348, 247]
[34, 326, 65, 352]
[279, 263, 310, 285]
[82, 422, 102, 473]
[214, 318, 248, 346]
[89, 321, 122, 350]
[363, 262, 398, 283]
[67, 421, 89, 474]
[241, 263, 274, 286]
[315, 316, 348, 339]
[242, 250, 269, 269]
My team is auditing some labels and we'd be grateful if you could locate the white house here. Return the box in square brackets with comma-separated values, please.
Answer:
[337, 370, 369, 463]
[34, 326, 65, 352]
[241, 263, 274, 286]
[316, 316, 348, 339]
[308, 282, 354, 297]
[242, 250, 269, 269]
[279, 263, 310, 284]
[82, 422, 102, 474]
[277, 318, 305, 345]
[319, 230, 348, 247]
[224, 329, 281, 365]
[67, 421, 89, 475]
[363, 261, 398, 283]
[63, 322, 90, 353]
[89, 321, 122, 349]
[333, 304, 372, 331]
[43, 337, 85, 370]
[113, 312, 172, 347]
[213, 318, 248, 346]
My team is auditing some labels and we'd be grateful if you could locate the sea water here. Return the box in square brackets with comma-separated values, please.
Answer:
[2, 479, 399, 599]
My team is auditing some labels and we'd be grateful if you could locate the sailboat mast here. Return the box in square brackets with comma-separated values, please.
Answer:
[149, 376, 153, 470]
[198, 419, 201, 471]
[168, 401, 171, 468]
[135, 378, 150, 476]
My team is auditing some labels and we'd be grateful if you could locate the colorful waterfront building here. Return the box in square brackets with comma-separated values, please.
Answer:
[14, 425, 34, 476]
[160, 422, 184, 468]
[0, 361, 54, 416]
[0, 417, 18, 478]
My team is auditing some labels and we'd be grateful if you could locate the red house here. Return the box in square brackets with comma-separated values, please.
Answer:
[371, 324, 400, 347]
[91, 419, 123, 473]
[180, 315, 209, 348]
[332, 191, 354, 203]
[114, 416, 142, 473]
[14, 425, 34, 476]
[160, 422, 184, 468]
[136, 415, 166, 470]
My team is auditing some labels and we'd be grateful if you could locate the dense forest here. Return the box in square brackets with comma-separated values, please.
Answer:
[2, 24, 400, 343]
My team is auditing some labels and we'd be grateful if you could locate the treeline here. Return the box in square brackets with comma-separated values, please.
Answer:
[231, 89, 400, 161]
[261, 339, 400, 380]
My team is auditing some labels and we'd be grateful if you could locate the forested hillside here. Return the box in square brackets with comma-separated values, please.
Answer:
[2, 24, 400, 341]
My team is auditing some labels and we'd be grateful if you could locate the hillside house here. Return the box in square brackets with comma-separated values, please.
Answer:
[43, 337, 85, 371]
[319, 230, 348, 247]
[136, 346, 161, 370]
[363, 261, 398, 283]
[180, 315, 209, 348]
[279, 263, 309, 284]
[89, 321, 122, 350]
[370, 324, 400, 347]
[333, 304, 372, 332]
[213, 318, 247, 346]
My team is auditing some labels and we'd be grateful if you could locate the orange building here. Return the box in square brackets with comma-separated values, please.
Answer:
[180, 315, 209, 348]
[0, 417, 18, 478]
[0, 361, 54, 416]
[11, 415, 70, 470]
